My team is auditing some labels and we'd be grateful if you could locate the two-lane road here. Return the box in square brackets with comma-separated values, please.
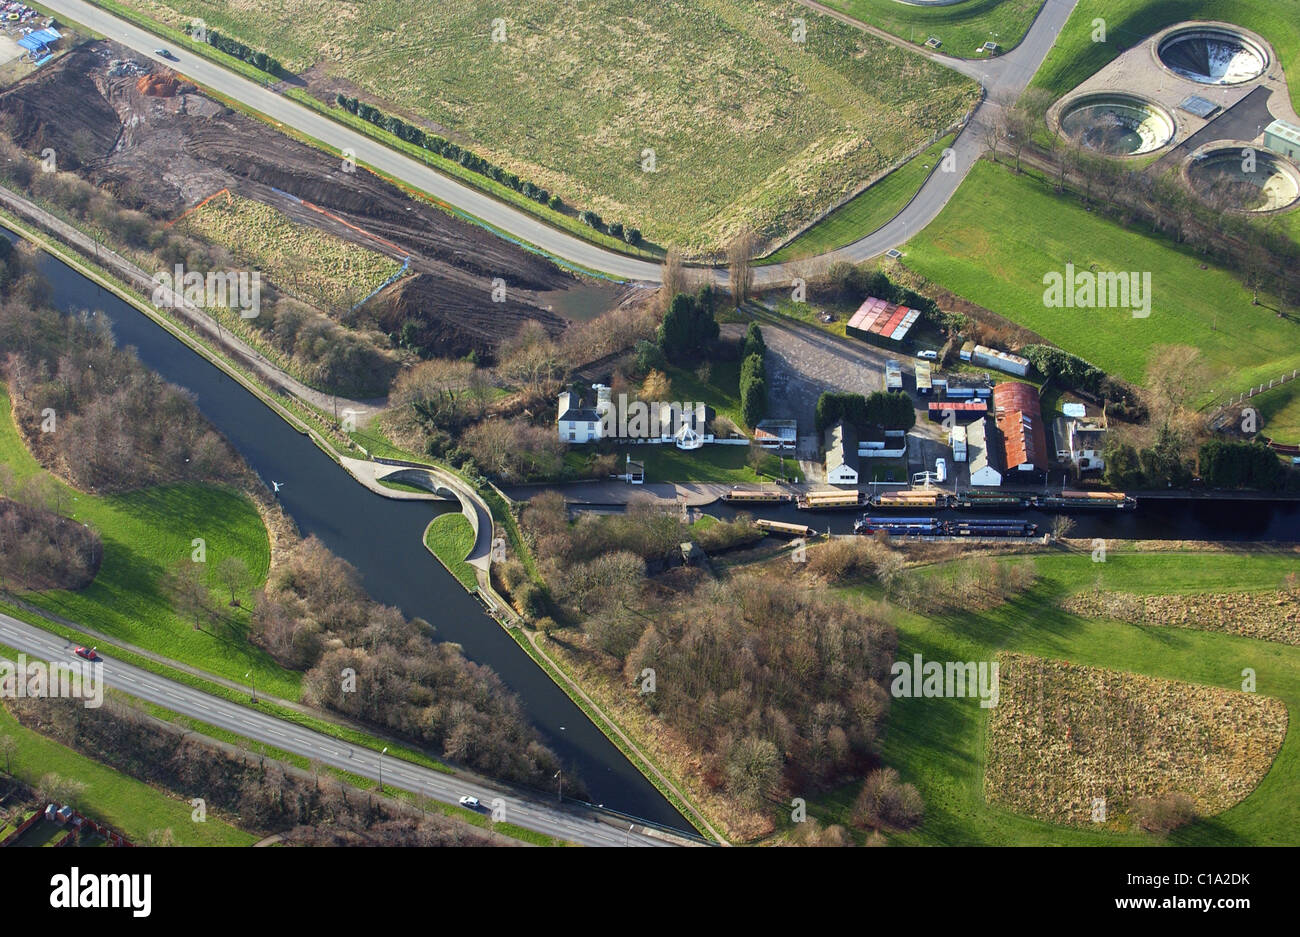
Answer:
[42, 0, 1079, 287]
[0, 612, 680, 847]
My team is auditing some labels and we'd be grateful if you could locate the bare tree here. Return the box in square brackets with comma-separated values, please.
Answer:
[659, 246, 686, 315]
[216, 555, 251, 607]
[498, 321, 562, 402]
[1051, 514, 1077, 541]
[982, 116, 1005, 163]
[165, 558, 212, 630]
[39, 772, 87, 808]
[727, 227, 758, 308]
[0, 734, 15, 775]
[1145, 345, 1202, 431]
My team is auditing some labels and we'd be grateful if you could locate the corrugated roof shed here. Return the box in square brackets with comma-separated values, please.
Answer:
[992, 382, 1047, 470]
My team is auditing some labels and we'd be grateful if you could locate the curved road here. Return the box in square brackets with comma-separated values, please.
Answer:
[0, 612, 680, 847]
[44, 0, 1079, 287]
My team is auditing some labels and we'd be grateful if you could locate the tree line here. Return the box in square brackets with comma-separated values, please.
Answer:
[185, 25, 282, 76]
[5, 696, 499, 846]
[252, 536, 570, 790]
[815, 390, 915, 434]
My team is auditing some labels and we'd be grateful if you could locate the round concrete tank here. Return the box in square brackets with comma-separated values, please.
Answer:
[1185, 145, 1300, 211]
[1058, 93, 1175, 156]
[1157, 26, 1268, 85]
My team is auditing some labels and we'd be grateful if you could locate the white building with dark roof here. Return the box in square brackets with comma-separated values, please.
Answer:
[824, 420, 860, 485]
[557, 384, 610, 443]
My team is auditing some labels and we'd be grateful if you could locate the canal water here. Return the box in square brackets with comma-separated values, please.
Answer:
[20, 236, 691, 833]
[700, 495, 1300, 541]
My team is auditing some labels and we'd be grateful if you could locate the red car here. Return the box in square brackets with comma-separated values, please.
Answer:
[73, 646, 100, 662]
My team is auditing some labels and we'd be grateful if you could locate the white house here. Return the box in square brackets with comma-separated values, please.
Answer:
[824, 421, 860, 485]
[556, 384, 610, 443]
[966, 418, 1002, 487]
[1054, 416, 1107, 472]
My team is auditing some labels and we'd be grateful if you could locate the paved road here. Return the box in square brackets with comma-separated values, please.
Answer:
[0, 612, 681, 847]
[43, 0, 1078, 287]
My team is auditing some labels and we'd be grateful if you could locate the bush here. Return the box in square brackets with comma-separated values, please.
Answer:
[623, 227, 642, 245]
[851, 767, 924, 831]
[634, 339, 666, 375]
[656, 289, 719, 364]
[741, 322, 765, 363]
[1199, 439, 1284, 490]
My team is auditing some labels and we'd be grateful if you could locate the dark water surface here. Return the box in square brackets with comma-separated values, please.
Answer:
[22, 236, 690, 832]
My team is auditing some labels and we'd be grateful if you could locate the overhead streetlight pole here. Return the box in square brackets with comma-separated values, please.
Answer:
[378, 746, 388, 792]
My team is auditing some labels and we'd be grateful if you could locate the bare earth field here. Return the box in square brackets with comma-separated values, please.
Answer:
[115, 0, 979, 253]
[0, 41, 589, 359]
[985, 653, 1287, 829]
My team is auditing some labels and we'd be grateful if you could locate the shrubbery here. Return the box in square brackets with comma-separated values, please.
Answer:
[187, 25, 281, 75]
[656, 287, 719, 364]
[1199, 439, 1284, 490]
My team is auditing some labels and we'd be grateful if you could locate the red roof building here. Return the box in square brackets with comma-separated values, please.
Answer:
[992, 382, 1047, 472]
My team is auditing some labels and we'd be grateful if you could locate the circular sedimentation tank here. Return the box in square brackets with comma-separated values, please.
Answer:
[1157, 27, 1268, 85]
[1186, 147, 1300, 211]
[1058, 93, 1174, 156]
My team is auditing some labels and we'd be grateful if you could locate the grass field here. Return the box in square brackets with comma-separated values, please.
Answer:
[0, 702, 256, 846]
[822, 0, 1045, 56]
[1029, 0, 1300, 113]
[119, 0, 978, 252]
[1251, 380, 1300, 445]
[763, 133, 957, 263]
[423, 513, 478, 591]
[902, 160, 1300, 400]
[0, 386, 294, 699]
[178, 193, 403, 314]
[814, 549, 1300, 845]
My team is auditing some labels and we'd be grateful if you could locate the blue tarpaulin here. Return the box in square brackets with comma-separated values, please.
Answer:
[17, 27, 61, 52]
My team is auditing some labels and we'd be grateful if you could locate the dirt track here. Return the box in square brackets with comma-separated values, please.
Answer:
[0, 41, 606, 359]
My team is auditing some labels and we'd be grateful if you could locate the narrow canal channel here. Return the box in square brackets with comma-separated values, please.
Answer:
[21, 235, 693, 834]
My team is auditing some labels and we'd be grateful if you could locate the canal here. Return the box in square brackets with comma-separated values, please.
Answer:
[21, 236, 692, 833]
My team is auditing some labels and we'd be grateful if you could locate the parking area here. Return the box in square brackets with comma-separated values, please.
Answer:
[760, 313, 889, 431]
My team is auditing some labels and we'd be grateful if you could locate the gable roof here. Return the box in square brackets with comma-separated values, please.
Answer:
[992, 382, 1046, 470]
[824, 420, 859, 475]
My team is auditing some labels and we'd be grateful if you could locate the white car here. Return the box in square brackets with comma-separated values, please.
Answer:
[916, 349, 938, 360]
[458, 795, 481, 809]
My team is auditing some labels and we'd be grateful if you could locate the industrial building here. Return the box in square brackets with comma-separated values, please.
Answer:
[824, 421, 860, 485]
[846, 296, 920, 348]
[966, 418, 1002, 487]
[971, 344, 1030, 377]
[992, 382, 1048, 474]
[753, 418, 798, 449]
[859, 426, 907, 458]
[927, 400, 988, 422]
[1264, 119, 1300, 161]
[915, 361, 932, 394]
[950, 423, 968, 462]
